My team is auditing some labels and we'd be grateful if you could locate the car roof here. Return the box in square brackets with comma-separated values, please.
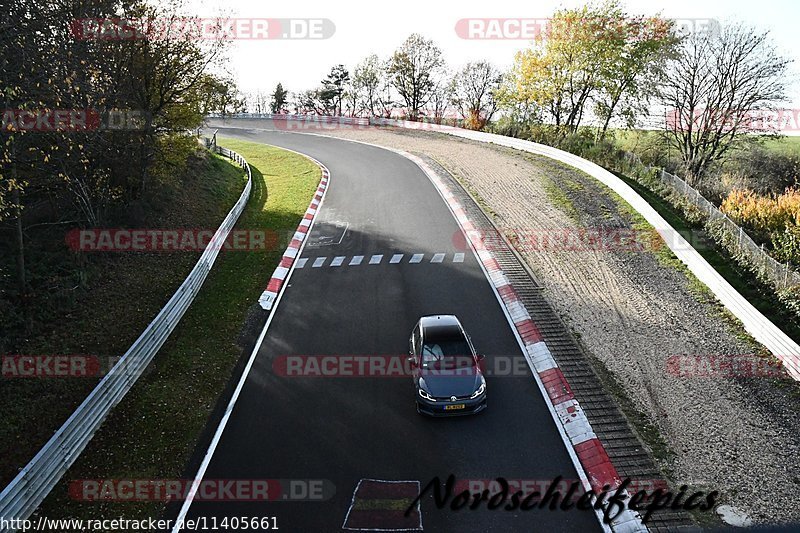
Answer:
[419, 315, 465, 342]
[419, 315, 461, 328]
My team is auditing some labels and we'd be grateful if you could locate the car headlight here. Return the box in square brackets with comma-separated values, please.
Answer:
[418, 388, 436, 401]
[418, 380, 436, 401]
[470, 379, 486, 399]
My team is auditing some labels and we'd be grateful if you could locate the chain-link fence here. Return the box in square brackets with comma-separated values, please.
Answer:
[621, 152, 800, 293]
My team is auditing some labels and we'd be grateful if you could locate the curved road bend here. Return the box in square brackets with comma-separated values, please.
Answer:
[176, 124, 602, 532]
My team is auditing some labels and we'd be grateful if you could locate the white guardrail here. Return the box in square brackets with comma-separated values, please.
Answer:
[0, 137, 252, 531]
[207, 112, 370, 126]
[371, 118, 800, 381]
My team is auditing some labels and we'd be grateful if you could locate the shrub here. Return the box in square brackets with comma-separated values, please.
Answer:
[720, 188, 800, 232]
[724, 143, 800, 195]
[721, 187, 800, 265]
[463, 110, 487, 131]
[771, 225, 800, 263]
[777, 285, 800, 317]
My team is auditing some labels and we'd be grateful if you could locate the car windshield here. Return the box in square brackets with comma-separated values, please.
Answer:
[420, 340, 474, 369]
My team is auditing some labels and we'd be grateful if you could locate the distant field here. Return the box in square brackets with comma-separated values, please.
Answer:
[609, 128, 800, 156]
[762, 135, 800, 155]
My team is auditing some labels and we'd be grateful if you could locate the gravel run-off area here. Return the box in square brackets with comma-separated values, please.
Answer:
[301, 125, 800, 526]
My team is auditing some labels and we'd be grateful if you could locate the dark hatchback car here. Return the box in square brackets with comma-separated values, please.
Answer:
[407, 315, 487, 416]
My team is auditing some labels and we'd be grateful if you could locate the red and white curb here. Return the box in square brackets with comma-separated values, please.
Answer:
[173, 146, 331, 532]
[258, 162, 330, 310]
[210, 130, 645, 531]
[405, 152, 647, 533]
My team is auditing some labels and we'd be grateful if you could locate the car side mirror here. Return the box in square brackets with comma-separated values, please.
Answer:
[476, 354, 486, 361]
[407, 356, 417, 367]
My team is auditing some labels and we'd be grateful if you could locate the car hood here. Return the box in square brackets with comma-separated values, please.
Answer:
[419, 370, 481, 398]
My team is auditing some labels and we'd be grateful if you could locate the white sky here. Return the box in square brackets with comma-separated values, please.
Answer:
[186, 0, 799, 106]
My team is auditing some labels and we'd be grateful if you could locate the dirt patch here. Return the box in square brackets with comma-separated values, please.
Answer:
[308, 125, 800, 525]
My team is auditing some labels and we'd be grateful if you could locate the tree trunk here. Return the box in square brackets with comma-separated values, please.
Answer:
[13, 185, 26, 298]
[600, 114, 613, 139]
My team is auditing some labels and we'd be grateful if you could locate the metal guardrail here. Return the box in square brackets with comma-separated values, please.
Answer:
[621, 152, 800, 292]
[206, 113, 800, 380]
[0, 136, 252, 531]
[207, 112, 369, 126]
[367, 117, 800, 381]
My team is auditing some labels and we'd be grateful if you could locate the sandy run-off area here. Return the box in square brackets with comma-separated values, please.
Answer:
[297, 124, 800, 525]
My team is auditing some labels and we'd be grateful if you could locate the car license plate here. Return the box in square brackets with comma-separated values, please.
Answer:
[445, 404, 465, 410]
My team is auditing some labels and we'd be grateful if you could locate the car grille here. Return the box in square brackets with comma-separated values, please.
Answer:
[434, 394, 472, 401]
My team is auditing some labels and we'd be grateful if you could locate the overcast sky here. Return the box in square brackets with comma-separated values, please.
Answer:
[186, 0, 799, 107]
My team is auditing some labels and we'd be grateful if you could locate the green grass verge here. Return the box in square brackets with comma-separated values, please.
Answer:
[542, 176, 581, 221]
[615, 171, 800, 344]
[37, 138, 320, 521]
[0, 149, 246, 487]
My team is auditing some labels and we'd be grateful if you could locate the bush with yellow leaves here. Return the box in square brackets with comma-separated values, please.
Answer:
[721, 188, 800, 263]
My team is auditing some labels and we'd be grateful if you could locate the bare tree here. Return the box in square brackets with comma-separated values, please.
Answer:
[387, 34, 445, 120]
[353, 54, 384, 117]
[343, 82, 358, 116]
[452, 61, 502, 129]
[246, 90, 269, 114]
[376, 74, 396, 118]
[425, 71, 455, 124]
[658, 23, 791, 184]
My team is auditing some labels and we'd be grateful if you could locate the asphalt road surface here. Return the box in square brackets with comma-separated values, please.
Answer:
[176, 122, 602, 532]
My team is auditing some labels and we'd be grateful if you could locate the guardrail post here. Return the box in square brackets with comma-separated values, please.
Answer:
[0, 138, 255, 531]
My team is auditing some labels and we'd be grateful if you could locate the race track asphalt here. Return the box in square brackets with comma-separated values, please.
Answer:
[175, 123, 602, 532]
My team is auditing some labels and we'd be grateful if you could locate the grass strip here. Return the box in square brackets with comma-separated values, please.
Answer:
[37, 138, 320, 521]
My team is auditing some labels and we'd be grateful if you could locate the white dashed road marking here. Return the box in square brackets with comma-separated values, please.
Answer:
[295, 253, 466, 269]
